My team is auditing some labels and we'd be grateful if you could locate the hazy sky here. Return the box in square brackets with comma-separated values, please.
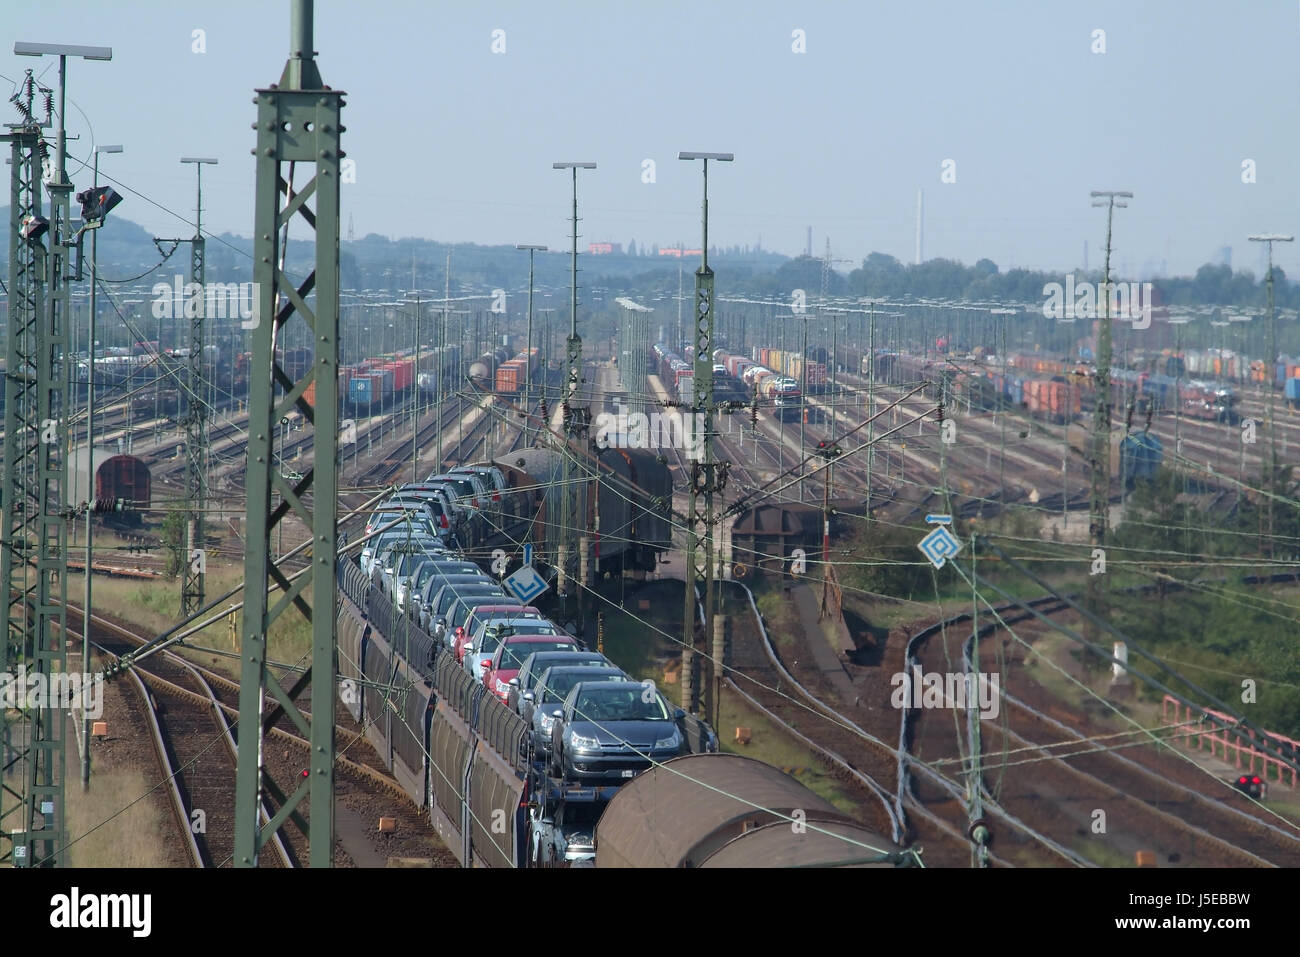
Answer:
[6, 0, 1300, 279]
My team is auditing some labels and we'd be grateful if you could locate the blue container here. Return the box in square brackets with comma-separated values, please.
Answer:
[348, 375, 374, 405]
[1285, 378, 1300, 400]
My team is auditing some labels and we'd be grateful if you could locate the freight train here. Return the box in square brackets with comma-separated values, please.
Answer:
[415, 345, 464, 398]
[750, 347, 826, 391]
[336, 451, 903, 867]
[651, 342, 694, 406]
[709, 349, 803, 421]
[344, 345, 466, 415]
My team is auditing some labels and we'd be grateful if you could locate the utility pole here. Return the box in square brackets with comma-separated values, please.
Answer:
[552, 162, 595, 635]
[679, 151, 733, 724]
[235, 0, 341, 867]
[2, 41, 113, 868]
[516, 244, 547, 444]
[800, 313, 808, 501]
[178, 156, 216, 616]
[1248, 233, 1292, 561]
[1088, 190, 1131, 648]
[435, 251, 451, 471]
[990, 308, 1016, 505]
[411, 284, 421, 483]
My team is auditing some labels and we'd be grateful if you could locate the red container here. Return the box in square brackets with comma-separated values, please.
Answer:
[379, 359, 413, 393]
[495, 359, 524, 394]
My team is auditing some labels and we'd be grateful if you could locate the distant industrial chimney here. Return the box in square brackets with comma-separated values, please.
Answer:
[1083, 240, 1089, 273]
[915, 189, 924, 265]
[806, 226, 812, 258]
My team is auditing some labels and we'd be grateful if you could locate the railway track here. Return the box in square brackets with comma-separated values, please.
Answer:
[70, 604, 297, 867]
[66, 597, 443, 866]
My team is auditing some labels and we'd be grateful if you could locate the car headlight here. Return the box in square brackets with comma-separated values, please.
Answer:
[538, 712, 555, 732]
[654, 728, 681, 750]
[569, 732, 600, 752]
[494, 679, 510, 695]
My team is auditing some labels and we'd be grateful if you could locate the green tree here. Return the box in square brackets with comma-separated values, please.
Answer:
[160, 508, 185, 579]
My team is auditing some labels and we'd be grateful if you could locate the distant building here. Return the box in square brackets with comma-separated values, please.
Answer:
[1218, 245, 1232, 268]
[588, 242, 623, 255]
[659, 247, 702, 258]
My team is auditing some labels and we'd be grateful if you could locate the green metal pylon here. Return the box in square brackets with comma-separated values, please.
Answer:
[233, 0, 343, 868]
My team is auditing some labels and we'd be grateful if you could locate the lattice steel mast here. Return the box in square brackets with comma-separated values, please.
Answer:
[1, 43, 112, 867]
[552, 162, 594, 623]
[1247, 233, 1293, 560]
[1087, 190, 1130, 646]
[234, 0, 343, 867]
[181, 157, 216, 615]
[679, 152, 732, 721]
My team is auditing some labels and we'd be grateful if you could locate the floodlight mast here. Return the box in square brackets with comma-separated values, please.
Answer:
[677, 151, 732, 725]
[1247, 233, 1294, 559]
[80, 143, 122, 792]
[3, 39, 111, 869]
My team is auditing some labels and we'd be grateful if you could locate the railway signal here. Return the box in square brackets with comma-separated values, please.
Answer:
[75, 185, 122, 227]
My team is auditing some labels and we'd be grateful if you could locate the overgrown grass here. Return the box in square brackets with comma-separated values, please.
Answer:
[64, 743, 175, 868]
[76, 558, 316, 683]
[715, 689, 860, 816]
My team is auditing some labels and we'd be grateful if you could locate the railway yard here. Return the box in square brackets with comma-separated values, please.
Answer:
[3, 6, 1300, 921]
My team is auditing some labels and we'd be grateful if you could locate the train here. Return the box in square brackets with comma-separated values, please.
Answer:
[651, 342, 694, 406]
[71, 449, 151, 527]
[750, 347, 826, 391]
[501, 446, 672, 575]
[710, 349, 802, 421]
[466, 347, 512, 389]
[1119, 431, 1164, 485]
[336, 452, 904, 867]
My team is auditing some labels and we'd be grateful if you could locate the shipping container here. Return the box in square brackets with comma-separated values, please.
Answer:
[495, 359, 525, 394]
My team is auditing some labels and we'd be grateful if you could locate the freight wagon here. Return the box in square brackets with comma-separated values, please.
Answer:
[95, 454, 151, 527]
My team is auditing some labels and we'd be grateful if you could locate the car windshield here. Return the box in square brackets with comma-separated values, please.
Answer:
[539, 669, 621, 703]
[439, 588, 499, 614]
[573, 686, 670, 722]
[434, 477, 475, 498]
[499, 641, 576, 670]
[479, 622, 551, 652]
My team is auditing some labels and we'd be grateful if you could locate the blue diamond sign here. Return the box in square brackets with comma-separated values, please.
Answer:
[918, 515, 962, 569]
[504, 564, 549, 603]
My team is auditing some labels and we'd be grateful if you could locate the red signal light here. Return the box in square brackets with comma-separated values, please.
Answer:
[1252, 777, 1261, 785]
[1238, 776, 1248, 784]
